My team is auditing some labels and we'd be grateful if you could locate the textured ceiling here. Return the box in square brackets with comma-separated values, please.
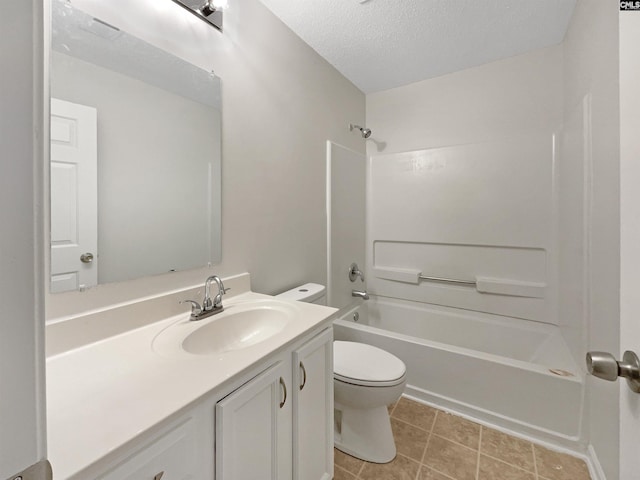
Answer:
[258, 0, 577, 93]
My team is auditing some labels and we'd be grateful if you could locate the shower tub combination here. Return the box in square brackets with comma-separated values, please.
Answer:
[333, 296, 583, 443]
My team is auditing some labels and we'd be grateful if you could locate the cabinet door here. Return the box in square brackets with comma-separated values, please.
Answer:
[98, 417, 199, 480]
[216, 361, 292, 480]
[292, 328, 334, 480]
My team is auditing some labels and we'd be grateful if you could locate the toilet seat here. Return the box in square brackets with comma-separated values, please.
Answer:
[334, 341, 406, 387]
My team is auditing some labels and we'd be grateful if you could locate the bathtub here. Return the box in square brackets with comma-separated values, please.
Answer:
[333, 296, 584, 442]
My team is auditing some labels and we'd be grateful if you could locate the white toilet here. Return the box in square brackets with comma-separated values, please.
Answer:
[276, 283, 407, 464]
[333, 341, 406, 463]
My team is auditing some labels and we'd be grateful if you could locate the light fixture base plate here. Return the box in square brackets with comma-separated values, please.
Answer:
[170, 0, 223, 31]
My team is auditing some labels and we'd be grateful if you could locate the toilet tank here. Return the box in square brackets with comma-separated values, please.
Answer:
[276, 283, 326, 305]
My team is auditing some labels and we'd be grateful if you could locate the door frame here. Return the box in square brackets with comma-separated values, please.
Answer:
[0, 0, 48, 478]
[618, 11, 640, 480]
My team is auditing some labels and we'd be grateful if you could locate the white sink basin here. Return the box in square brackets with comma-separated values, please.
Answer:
[182, 307, 291, 355]
[152, 300, 298, 357]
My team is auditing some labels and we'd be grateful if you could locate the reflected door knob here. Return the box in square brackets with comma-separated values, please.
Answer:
[80, 252, 94, 264]
[586, 350, 640, 393]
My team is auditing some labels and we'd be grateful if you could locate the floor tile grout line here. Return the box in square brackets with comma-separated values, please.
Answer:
[479, 450, 538, 475]
[476, 426, 483, 480]
[420, 463, 459, 480]
[391, 403, 439, 432]
[420, 410, 438, 464]
[429, 409, 437, 434]
[429, 432, 480, 453]
[356, 456, 366, 478]
[391, 414, 434, 433]
[421, 431, 433, 464]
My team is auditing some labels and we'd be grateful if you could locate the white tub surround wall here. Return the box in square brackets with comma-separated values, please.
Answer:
[368, 137, 554, 324]
[46, 273, 337, 479]
[365, 47, 562, 326]
[45, 0, 366, 318]
[562, 2, 620, 479]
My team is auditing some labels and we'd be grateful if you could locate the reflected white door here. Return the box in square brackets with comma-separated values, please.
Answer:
[50, 98, 98, 293]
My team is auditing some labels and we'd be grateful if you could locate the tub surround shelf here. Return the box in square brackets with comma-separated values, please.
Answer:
[373, 267, 546, 298]
[46, 276, 337, 479]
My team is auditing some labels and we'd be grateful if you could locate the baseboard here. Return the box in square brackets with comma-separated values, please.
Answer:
[585, 445, 607, 480]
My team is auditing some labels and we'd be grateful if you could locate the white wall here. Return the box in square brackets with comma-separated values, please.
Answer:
[0, 1, 46, 477]
[327, 142, 366, 308]
[619, 12, 640, 480]
[562, 1, 620, 478]
[46, 0, 365, 318]
[51, 52, 219, 285]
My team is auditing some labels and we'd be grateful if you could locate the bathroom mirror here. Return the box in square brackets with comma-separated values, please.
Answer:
[49, 0, 222, 293]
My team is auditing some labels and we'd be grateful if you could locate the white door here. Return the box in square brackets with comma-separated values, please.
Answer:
[216, 361, 292, 480]
[50, 98, 98, 293]
[619, 12, 640, 480]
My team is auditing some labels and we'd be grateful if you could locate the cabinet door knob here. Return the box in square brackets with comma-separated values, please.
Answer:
[279, 377, 287, 408]
[299, 361, 307, 391]
[154, 472, 164, 480]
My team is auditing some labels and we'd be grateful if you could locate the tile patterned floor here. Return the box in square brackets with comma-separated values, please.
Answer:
[334, 397, 592, 480]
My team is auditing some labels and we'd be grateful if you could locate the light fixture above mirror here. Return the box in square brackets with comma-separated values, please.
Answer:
[170, 0, 226, 31]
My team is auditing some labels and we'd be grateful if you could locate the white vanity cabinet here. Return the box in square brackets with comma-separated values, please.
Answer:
[215, 327, 333, 480]
[96, 415, 202, 480]
[49, 307, 335, 480]
[293, 327, 334, 480]
[215, 360, 293, 480]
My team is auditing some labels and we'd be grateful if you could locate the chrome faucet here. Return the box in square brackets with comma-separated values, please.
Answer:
[204, 275, 226, 311]
[352, 289, 370, 300]
[181, 275, 228, 321]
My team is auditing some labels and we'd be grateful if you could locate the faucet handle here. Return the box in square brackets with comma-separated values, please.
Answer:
[348, 263, 365, 282]
[180, 300, 203, 317]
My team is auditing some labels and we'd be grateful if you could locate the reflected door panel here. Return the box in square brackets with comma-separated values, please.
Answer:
[50, 98, 98, 293]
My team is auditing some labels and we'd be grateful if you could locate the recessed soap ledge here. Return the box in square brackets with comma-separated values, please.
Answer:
[46, 272, 338, 479]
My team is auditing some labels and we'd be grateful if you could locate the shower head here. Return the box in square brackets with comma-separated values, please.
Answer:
[350, 123, 372, 139]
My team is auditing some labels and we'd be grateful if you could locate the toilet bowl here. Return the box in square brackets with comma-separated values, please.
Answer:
[276, 285, 407, 463]
[333, 341, 407, 463]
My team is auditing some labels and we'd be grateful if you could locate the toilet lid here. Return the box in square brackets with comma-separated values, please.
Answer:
[334, 341, 406, 385]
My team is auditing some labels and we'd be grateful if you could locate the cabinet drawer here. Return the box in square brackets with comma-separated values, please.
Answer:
[98, 417, 198, 480]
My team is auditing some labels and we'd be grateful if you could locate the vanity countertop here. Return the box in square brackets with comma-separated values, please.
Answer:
[46, 289, 337, 479]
